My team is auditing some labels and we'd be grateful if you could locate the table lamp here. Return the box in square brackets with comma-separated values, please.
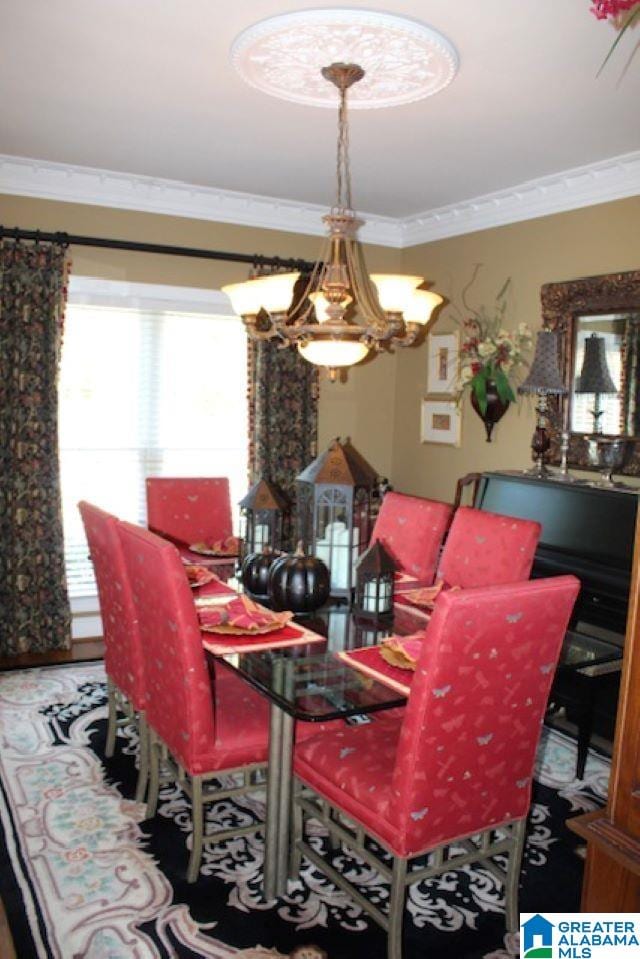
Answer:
[518, 329, 567, 476]
[575, 333, 617, 435]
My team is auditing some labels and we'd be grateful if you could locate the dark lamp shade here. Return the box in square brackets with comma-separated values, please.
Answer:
[518, 329, 567, 395]
[575, 334, 617, 395]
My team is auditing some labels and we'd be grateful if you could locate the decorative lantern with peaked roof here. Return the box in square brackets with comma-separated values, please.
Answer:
[296, 438, 377, 598]
[354, 540, 395, 619]
[239, 479, 288, 561]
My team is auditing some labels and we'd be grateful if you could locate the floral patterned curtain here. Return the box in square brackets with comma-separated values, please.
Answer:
[0, 240, 72, 655]
[247, 339, 318, 548]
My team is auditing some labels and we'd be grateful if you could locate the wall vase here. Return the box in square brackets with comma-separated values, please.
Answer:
[470, 380, 510, 442]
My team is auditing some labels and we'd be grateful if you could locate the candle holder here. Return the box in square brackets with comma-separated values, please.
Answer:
[354, 540, 395, 619]
[296, 438, 377, 598]
[239, 478, 288, 563]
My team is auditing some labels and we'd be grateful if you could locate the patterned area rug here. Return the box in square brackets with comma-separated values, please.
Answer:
[0, 663, 609, 959]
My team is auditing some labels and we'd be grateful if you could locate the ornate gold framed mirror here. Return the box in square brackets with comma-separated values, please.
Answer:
[541, 270, 640, 476]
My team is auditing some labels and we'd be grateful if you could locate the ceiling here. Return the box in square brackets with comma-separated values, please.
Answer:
[1, 0, 639, 227]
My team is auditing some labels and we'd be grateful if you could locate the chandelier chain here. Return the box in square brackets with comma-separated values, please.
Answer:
[335, 84, 353, 211]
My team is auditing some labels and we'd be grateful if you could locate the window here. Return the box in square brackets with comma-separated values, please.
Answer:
[58, 279, 248, 598]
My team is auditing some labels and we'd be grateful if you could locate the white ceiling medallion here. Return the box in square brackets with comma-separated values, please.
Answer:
[230, 8, 458, 109]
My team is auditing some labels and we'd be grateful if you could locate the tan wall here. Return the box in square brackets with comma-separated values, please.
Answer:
[0, 193, 402, 476]
[394, 197, 640, 503]
[3, 192, 639, 492]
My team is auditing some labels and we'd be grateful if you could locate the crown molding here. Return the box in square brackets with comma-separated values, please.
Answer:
[400, 150, 640, 246]
[0, 151, 638, 251]
[0, 154, 402, 247]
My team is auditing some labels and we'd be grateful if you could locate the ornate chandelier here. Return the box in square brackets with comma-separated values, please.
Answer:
[223, 62, 442, 380]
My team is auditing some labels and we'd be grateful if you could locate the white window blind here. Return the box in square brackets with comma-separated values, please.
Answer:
[58, 280, 248, 598]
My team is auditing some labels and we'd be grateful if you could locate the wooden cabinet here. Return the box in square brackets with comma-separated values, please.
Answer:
[569, 510, 640, 909]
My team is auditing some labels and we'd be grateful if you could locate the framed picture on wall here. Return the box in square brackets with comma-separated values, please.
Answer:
[420, 399, 461, 446]
[427, 332, 459, 394]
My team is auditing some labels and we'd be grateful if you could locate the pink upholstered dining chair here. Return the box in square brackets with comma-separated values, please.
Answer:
[117, 520, 270, 882]
[292, 574, 580, 959]
[78, 501, 149, 802]
[437, 505, 541, 589]
[145, 476, 235, 557]
[371, 492, 453, 592]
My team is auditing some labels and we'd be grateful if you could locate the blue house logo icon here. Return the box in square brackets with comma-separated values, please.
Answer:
[522, 914, 554, 958]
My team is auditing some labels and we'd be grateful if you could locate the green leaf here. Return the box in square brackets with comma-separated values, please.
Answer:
[471, 369, 488, 415]
[493, 367, 516, 404]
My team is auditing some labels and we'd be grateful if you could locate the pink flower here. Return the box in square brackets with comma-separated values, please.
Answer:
[591, 0, 639, 19]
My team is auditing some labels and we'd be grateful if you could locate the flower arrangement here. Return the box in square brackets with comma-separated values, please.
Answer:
[591, 0, 640, 71]
[456, 280, 533, 415]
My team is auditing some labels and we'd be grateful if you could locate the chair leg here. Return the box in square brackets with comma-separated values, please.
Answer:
[105, 677, 118, 758]
[146, 729, 160, 818]
[504, 818, 527, 932]
[187, 775, 204, 884]
[387, 857, 407, 959]
[134, 712, 149, 804]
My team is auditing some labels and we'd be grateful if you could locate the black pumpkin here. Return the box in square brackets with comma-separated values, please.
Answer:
[268, 542, 330, 613]
[241, 547, 279, 598]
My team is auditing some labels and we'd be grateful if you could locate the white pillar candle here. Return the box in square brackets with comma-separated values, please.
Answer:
[254, 523, 269, 551]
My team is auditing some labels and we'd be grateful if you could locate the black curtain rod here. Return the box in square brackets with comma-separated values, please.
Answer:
[0, 225, 315, 272]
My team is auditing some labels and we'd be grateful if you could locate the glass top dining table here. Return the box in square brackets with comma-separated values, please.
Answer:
[219, 602, 426, 721]
[207, 599, 427, 902]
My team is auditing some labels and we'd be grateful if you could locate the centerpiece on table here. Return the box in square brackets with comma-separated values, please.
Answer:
[455, 278, 533, 442]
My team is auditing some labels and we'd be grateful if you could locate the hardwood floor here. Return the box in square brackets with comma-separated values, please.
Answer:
[0, 895, 17, 959]
[0, 638, 104, 672]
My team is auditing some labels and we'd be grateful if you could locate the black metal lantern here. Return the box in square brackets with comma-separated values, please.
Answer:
[239, 479, 288, 561]
[354, 540, 395, 619]
[296, 438, 377, 598]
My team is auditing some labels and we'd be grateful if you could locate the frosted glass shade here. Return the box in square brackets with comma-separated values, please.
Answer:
[222, 278, 267, 317]
[223, 272, 300, 316]
[298, 339, 369, 368]
[370, 274, 423, 312]
[309, 291, 352, 323]
[403, 289, 443, 325]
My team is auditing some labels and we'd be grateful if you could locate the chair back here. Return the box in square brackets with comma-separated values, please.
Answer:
[78, 501, 146, 709]
[391, 575, 580, 855]
[146, 477, 233, 546]
[117, 521, 216, 771]
[371, 492, 453, 585]
[438, 506, 540, 588]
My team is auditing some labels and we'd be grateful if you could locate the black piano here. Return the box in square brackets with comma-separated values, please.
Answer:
[475, 470, 638, 774]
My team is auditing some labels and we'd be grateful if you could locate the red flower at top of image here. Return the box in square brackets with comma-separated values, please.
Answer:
[591, 0, 640, 20]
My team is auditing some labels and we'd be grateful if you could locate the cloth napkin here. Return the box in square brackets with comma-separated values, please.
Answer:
[401, 581, 461, 609]
[189, 535, 241, 556]
[379, 630, 427, 670]
[184, 564, 218, 587]
[198, 594, 293, 632]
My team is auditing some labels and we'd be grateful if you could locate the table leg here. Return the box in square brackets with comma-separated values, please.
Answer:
[275, 711, 294, 896]
[263, 701, 283, 901]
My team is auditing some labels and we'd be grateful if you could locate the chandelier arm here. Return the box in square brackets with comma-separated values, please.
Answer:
[242, 316, 285, 341]
[344, 238, 390, 336]
[282, 240, 331, 327]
